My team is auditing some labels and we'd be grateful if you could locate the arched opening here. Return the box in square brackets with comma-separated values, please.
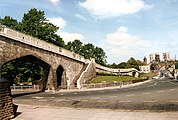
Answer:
[132, 71, 136, 77]
[1, 55, 50, 92]
[56, 65, 64, 89]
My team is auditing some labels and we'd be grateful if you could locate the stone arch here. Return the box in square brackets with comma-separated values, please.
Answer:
[1, 55, 50, 91]
[56, 65, 64, 89]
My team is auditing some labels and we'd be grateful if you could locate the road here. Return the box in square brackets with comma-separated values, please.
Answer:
[12, 78, 178, 111]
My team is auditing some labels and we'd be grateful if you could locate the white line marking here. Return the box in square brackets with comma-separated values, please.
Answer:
[157, 90, 165, 93]
[119, 101, 131, 103]
[97, 100, 108, 103]
[33, 97, 43, 99]
[143, 101, 156, 103]
[127, 94, 135, 97]
[170, 101, 178, 103]
[143, 92, 151, 95]
[169, 89, 175, 91]
[80, 100, 88, 102]
[56, 99, 70, 102]
[109, 96, 118, 98]
[154, 82, 158, 86]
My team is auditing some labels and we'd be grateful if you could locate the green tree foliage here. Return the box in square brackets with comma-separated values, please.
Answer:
[0, 16, 19, 30]
[1, 58, 44, 85]
[117, 62, 129, 68]
[112, 57, 144, 70]
[81, 43, 95, 59]
[65, 39, 83, 54]
[19, 8, 64, 47]
[66, 41, 107, 65]
[93, 47, 107, 66]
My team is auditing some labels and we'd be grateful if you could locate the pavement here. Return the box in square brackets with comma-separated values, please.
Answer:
[13, 104, 178, 120]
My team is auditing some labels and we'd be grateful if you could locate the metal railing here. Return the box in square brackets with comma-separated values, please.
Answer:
[81, 78, 148, 89]
[11, 85, 40, 92]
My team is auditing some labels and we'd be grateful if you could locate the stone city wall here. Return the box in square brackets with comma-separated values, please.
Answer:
[0, 79, 14, 120]
[0, 26, 90, 64]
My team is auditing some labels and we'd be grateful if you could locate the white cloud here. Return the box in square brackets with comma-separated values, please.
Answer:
[106, 26, 151, 47]
[104, 26, 152, 63]
[58, 32, 85, 43]
[49, 0, 60, 5]
[75, 14, 87, 21]
[79, 0, 152, 18]
[47, 17, 66, 29]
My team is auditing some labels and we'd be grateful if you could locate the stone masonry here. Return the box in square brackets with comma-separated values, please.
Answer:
[0, 26, 96, 91]
[0, 79, 14, 120]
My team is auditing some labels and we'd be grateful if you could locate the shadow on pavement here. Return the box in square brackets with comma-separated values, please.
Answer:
[12, 91, 42, 98]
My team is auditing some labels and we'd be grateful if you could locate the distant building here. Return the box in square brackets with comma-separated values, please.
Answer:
[143, 56, 147, 64]
[149, 53, 160, 63]
[139, 65, 150, 73]
[163, 52, 170, 62]
[155, 53, 160, 62]
[149, 53, 155, 63]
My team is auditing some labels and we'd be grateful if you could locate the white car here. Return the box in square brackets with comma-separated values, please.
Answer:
[152, 76, 160, 79]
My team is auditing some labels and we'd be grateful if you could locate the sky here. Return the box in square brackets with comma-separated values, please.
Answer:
[1, 0, 178, 64]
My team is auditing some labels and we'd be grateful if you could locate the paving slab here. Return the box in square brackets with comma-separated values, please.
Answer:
[12, 104, 178, 120]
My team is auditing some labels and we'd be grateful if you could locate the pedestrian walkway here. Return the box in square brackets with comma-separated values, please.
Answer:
[13, 104, 178, 120]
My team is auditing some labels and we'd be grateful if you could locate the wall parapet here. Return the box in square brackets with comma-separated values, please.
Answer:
[0, 25, 90, 64]
[96, 64, 139, 76]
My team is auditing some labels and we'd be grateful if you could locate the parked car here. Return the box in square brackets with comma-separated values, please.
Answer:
[152, 76, 160, 79]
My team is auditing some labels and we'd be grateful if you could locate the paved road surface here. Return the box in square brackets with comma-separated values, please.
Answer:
[13, 78, 178, 111]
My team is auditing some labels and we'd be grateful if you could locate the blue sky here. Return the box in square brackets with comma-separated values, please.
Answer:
[1, 0, 178, 64]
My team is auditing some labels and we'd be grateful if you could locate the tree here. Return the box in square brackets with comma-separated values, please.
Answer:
[0, 16, 19, 30]
[93, 47, 107, 66]
[19, 8, 64, 47]
[1, 58, 44, 85]
[66, 40, 107, 65]
[65, 39, 83, 54]
[117, 62, 129, 68]
[80, 43, 95, 59]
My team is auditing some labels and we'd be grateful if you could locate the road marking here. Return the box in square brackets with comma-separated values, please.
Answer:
[142, 101, 156, 103]
[127, 94, 135, 97]
[154, 82, 158, 86]
[119, 101, 131, 103]
[157, 90, 165, 93]
[56, 99, 70, 102]
[169, 89, 175, 91]
[80, 100, 88, 102]
[170, 101, 178, 103]
[97, 100, 108, 103]
[73, 93, 78, 95]
[33, 97, 43, 99]
[143, 92, 151, 95]
[109, 96, 118, 98]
